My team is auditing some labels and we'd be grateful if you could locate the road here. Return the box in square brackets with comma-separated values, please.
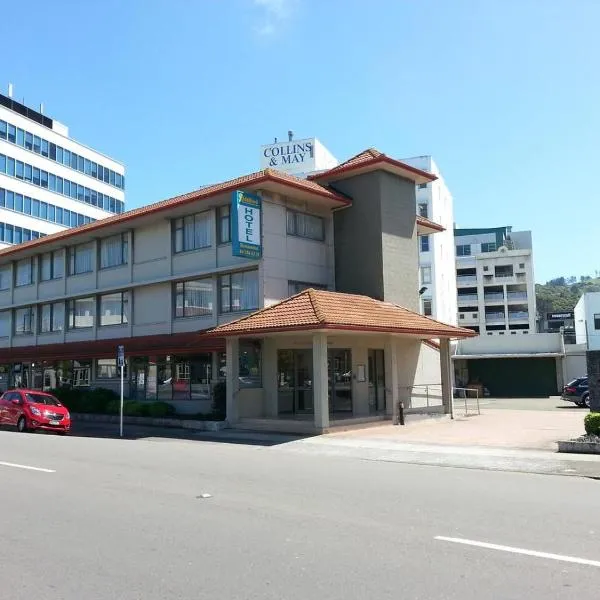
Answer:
[1, 428, 599, 599]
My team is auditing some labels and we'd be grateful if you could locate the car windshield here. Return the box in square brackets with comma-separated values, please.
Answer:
[25, 393, 61, 406]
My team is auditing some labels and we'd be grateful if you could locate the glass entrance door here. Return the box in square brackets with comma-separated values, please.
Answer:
[368, 349, 386, 413]
[277, 350, 314, 416]
[328, 349, 352, 415]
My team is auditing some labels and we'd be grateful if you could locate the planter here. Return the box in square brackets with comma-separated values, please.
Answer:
[72, 413, 229, 432]
[557, 439, 600, 455]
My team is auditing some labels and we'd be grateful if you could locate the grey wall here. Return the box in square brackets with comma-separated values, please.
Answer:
[332, 171, 418, 310]
[332, 172, 384, 300]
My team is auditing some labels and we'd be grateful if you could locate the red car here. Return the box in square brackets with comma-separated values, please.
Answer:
[0, 389, 71, 434]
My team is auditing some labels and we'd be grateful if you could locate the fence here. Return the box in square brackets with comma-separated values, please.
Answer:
[395, 384, 481, 421]
[452, 386, 481, 416]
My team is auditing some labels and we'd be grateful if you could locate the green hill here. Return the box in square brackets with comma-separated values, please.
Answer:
[535, 276, 600, 315]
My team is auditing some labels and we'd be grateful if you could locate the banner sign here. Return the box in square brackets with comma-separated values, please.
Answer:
[231, 190, 262, 259]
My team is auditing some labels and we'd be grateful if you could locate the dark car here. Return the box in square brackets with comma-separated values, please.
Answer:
[562, 377, 590, 408]
[0, 389, 71, 434]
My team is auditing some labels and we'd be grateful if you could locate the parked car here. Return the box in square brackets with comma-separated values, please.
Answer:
[562, 377, 590, 408]
[0, 389, 71, 434]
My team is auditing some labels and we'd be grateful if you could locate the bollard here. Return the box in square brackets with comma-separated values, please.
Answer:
[398, 401, 405, 426]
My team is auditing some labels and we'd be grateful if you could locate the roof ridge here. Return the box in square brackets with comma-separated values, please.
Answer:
[307, 288, 327, 324]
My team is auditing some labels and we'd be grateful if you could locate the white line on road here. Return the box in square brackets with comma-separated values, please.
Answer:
[0, 461, 55, 473]
[435, 536, 600, 568]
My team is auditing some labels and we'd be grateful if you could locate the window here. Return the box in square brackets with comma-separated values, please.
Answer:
[456, 244, 471, 257]
[519, 263, 525, 269]
[68, 297, 95, 329]
[418, 183, 428, 189]
[40, 251, 64, 281]
[483, 266, 489, 272]
[420, 266, 432, 284]
[14, 306, 34, 335]
[219, 270, 259, 313]
[100, 234, 128, 269]
[422, 299, 432, 316]
[418, 203, 428, 218]
[73, 360, 91, 387]
[0, 265, 10, 290]
[15, 258, 33, 286]
[39, 302, 64, 333]
[68, 243, 93, 275]
[594, 314, 600, 330]
[96, 358, 126, 379]
[481, 242, 497, 253]
[174, 212, 211, 252]
[287, 210, 325, 241]
[217, 205, 231, 244]
[239, 340, 262, 388]
[99, 292, 128, 326]
[288, 281, 327, 296]
[0, 311, 9, 337]
[420, 235, 430, 252]
[175, 279, 213, 318]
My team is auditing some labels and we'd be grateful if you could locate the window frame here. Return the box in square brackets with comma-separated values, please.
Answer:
[594, 314, 600, 330]
[217, 205, 231, 244]
[418, 203, 428, 218]
[99, 233, 129, 270]
[420, 266, 432, 285]
[286, 209, 325, 242]
[422, 298, 433, 317]
[67, 243, 94, 276]
[174, 278, 214, 319]
[456, 244, 471, 257]
[420, 235, 430, 253]
[14, 306, 34, 336]
[173, 211, 212, 253]
[39, 301, 65, 334]
[98, 291, 129, 327]
[39, 250, 64, 281]
[14, 258, 34, 287]
[219, 269, 259, 314]
[67, 296, 95, 329]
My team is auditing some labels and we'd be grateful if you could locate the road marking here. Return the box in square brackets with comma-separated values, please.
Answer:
[0, 461, 55, 473]
[435, 536, 600, 568]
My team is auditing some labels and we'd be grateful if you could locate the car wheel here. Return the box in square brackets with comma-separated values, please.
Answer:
[583, 393, 591, 409]
[17, 416, 28, 433]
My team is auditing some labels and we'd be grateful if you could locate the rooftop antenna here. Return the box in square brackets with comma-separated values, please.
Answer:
[39, 103, 44, 114]
[274, 137, 277, 143]
[7, 83, 13, 98]
[288, 130, 293, 142]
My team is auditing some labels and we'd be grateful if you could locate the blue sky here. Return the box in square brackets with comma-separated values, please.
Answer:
[2, 0, 598, 283]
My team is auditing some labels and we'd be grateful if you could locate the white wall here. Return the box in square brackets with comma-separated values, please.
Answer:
[455, 332, 563, 356]
[575, 292, 600, 350]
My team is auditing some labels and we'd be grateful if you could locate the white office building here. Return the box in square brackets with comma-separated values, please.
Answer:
[454, 227, 536, 335]
[0, 87, 125, 249]
[574, 292, 600, 350]
[401, 155, 457, 325]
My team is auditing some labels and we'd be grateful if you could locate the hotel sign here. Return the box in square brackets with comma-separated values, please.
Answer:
[231, 190, 262, 259]
[260, 138, 315, 174]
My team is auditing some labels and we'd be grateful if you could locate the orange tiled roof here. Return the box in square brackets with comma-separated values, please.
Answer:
[308, 147, 437, 183]
[416, 215, 445, 232]
[0, 168, 349, 259]
[210, 289, 476, 339]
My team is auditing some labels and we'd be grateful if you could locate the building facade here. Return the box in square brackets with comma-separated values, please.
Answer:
[0, 89, 125, 249]
[454, 226, 536, 336]
[0, 148, 473, 430]
[401, 155, 457, 325]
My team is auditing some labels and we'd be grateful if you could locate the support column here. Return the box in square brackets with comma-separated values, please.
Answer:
[384, 337, 399, 422]
[440, 338, 454, 418]
[312, 333, 329, 430]
[226, 337, 240, 425]
[263, 338, 278, 418]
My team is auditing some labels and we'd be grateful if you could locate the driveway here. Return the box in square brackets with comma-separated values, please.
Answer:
[325, 397, 587, 451]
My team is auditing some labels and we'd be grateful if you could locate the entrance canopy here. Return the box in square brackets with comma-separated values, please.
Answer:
[208, 289, 476, 339]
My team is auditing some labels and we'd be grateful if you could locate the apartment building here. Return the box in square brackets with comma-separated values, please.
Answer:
[0, 148, 473, 432]
[402, 155, 457, 325]
[0, 87, 125, 249]
[454, 226, 536, 336]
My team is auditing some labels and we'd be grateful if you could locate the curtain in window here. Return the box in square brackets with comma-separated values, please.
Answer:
[193, 212, 211, 249]
[232, 270, 258, 311]
[40, 254, 52, 281]
[0, 266, 10, 290]
[14, 307, 33, 334]
[304, 214, 324, 240]
[286, 211, 296, 235]
[71, 297, 94, 328]
[184, 279, 212, 316]
[53, 252, 64, 278]
[184, 216, 195, 250]
[15, 260, 32, 286]
[99, 293, 127, 326]
[100, 235, 125, 268]
[52, 303, 64, 331]
[71, 245, 93, 274]
[40, 304, 52, 332]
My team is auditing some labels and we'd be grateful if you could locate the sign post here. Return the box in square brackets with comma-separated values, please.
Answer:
[117, 345, 125, 438]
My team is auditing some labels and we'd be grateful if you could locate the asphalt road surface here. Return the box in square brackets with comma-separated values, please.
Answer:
[1, 428, 599, 599]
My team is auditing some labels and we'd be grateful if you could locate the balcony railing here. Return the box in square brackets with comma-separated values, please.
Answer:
[507, 292, 528, 301]
[484, 293, 504, 301]
[495, 272, 514, 278]
[458, 294, 478, 303]
[508, 311, 529, 321]
[457, 275, 477, 284]
[485, 313, 506, 323]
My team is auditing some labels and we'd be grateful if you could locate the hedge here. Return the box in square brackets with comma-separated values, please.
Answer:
[584, 412, 600, 436]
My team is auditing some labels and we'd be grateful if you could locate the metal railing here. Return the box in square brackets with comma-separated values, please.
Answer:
[508, 312, 529, 320]
[398, 384, 443, 410]
[484, 293, 504, 301]
[457, 275, 477, 284]
[458, 294, 478, 303]
[453, 387, 481, 416]
[507, 292, 528, 301]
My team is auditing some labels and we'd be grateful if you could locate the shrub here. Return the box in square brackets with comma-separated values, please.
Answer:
[106, 399, 120, 415]
[123, 401, 145, 417]
[584, 412, 600, 436]
[147, 401, 173, 418]
[212, 381, 226, 419]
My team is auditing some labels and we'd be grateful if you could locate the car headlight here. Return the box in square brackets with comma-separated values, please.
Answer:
[30, 406, 41, 417]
